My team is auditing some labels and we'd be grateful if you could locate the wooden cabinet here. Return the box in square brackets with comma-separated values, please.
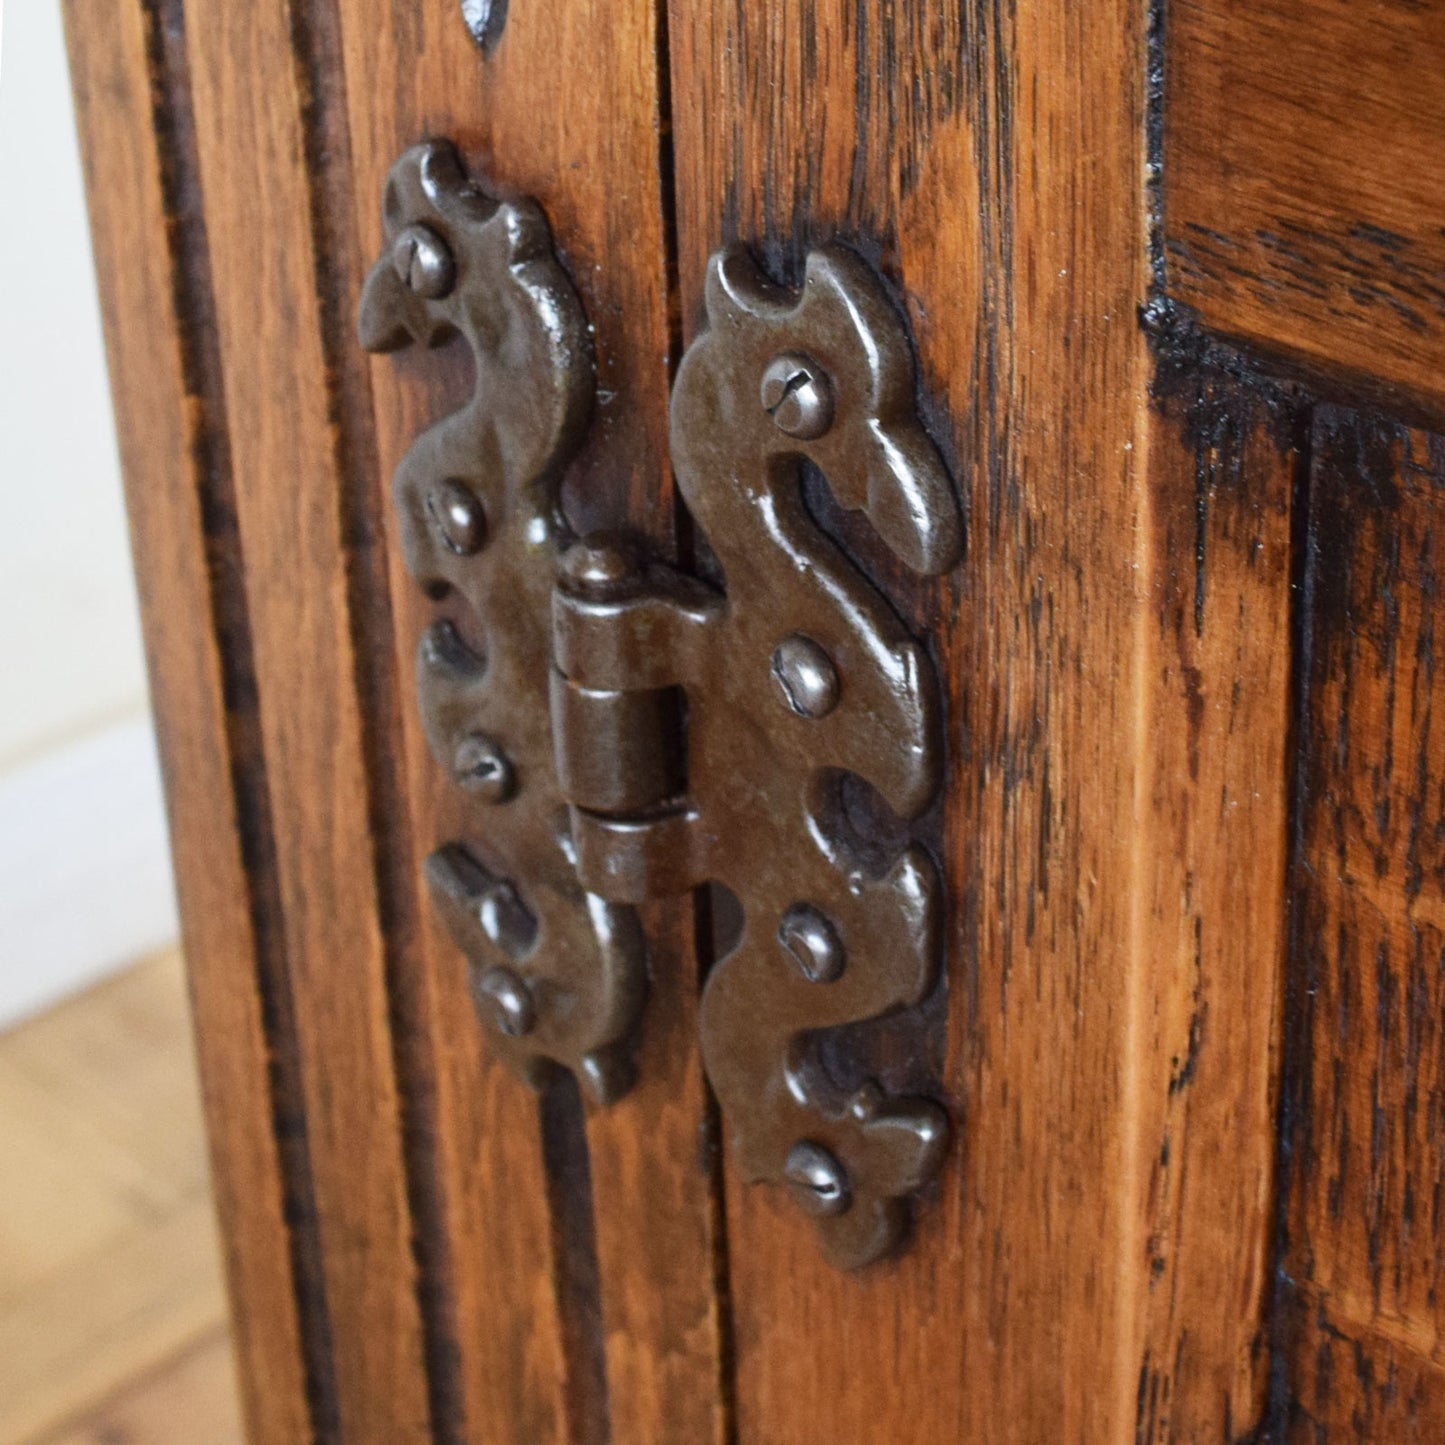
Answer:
[63, 0, 1445, 1438]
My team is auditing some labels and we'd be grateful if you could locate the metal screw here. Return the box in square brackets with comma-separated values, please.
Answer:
[427, 479, 487, 555]
[784, 1141, 852, 1217]
[477, 880, 535, 955]
[760, 353, 834, 440]
[778, 904, 846, 983]
[476, 965, 535, 1037]
[770, 634, 840, 718]
[392, 222, 456, 298]
[454, 733, 515, 802]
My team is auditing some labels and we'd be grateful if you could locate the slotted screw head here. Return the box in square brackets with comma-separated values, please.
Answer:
[778, 904, 846, 983]
[784, 1141, 852, 1217]
[392, 222, 456, 298]
[760, 353, 834, 440]
[427, 479, 487, 555]
[454, 733, 515, 802]
[770, 634, 840, 718]
[477, 881, 535, 956]
[476, 965, 535, 1037]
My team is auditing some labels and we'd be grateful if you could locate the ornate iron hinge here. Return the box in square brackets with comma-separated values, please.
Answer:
[361, 140, 961, 1268]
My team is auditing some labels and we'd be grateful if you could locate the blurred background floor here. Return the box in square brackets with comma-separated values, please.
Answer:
[0, 949, 243, 1444]
[2, 7, 231, 1437]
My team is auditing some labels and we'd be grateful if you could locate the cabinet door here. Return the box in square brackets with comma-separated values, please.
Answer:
[1167, 3, 1445, 1438]
[64, 0, 1445, 1440]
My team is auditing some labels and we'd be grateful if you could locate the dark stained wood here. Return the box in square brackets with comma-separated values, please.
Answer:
[1286, 1289, 1445, 1443]
[667, 4, 1294, 1439]
[62, 2, 315, 1439]
[178, 0, 433, 1434]
[1136, 357, 1298, 1439]
[1284, 411, 1445, 1438]
[1166, 0, 1445, 416]
[332, 1, 727, 1440]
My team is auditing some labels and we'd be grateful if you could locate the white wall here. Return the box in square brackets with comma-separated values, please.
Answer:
[0, 0, 179, 1024]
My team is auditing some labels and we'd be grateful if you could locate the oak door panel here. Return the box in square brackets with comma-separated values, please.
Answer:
[178, 0, 433, 1433]
[330, 0, 727, 1439]
[667, 4, 1292, 1440]
[63, 3, 317, 1438]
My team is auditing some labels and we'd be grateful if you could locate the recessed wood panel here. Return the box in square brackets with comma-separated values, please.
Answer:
[1285, 412, 1445, 1436]
[1166, 0, 1445, 413]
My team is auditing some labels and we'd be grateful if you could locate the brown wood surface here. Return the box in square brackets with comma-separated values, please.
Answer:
[70, 0, 1445, 1438]
[1136, 358, 1297, 1438]
[1166, 0, 1445, 417]
[1283, 412, 1445, 1438]
[62, 5, 315, 1438]
[666, 5, 1293, 1440]
[70, 0, 725, 1440]
[176, 0, 435, 1433]
[332, 1, 727, 1440]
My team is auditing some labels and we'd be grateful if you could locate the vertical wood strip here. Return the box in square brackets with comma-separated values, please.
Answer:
[62, 1, 323, 1439]
[1135, 352, 1298, 1438]
[666, 3, 1292, 1438]
[1283, 414, 1445, 1437]
[331, 1, 726, 1439]
[285, 0, 469, 1433]
[178, 0, 434, 1434]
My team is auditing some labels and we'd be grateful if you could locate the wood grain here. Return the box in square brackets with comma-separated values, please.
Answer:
[1283, 411, 1445, 1437]
[1166, 0, 1445, 416]
[1135, 357, 1297, 1438]
[667, 4, 1294, 1439]
[1286, 1287, 1445, 1443]
[178, 0, 433, 1432]
[62, 5, 316, 1437]
[331, 1, 726, 1439]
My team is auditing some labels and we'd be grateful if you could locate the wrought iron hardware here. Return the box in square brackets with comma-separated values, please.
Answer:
[361, 140, 961, 1267]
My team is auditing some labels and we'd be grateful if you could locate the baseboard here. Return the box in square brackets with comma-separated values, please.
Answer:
[0, 716, 179, 1029]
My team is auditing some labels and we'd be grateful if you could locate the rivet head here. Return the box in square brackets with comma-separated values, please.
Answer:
[770, 634, 840, 718]
[760, 353, 834, 440]
[476, 965, 535, 1037]
[427, 479, 487, 555]
[392, 222, 456, 298]
[784, 1141, 852, 1217]
[778, 904, 846, 983]
[454, 733, 515, 802]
